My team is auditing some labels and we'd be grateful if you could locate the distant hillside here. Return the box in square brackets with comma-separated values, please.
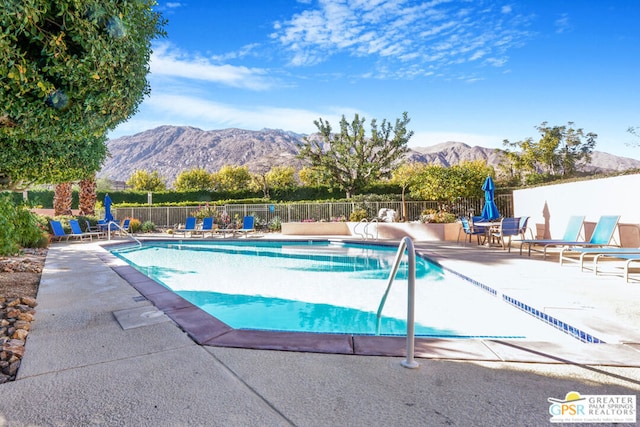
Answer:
[99, 126, 640, 185]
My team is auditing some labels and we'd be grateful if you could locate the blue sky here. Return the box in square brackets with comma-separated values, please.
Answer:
[109, 0, 640, 160]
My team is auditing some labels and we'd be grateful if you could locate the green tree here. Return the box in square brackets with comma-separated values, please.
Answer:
[410, 161, 493, 210]
[126, 170, 166, 191]
[212, 165, 252, 192]
[501, 122, 597, 185]
[390, 162, 425, 221]
[298, 166, 331, 187]
[297, 112, 413, 198]
[0, 0, 166, 189]
[266, 166, 297, 189]
[174, 168, 214, 191]
[96, 176, 114, 192]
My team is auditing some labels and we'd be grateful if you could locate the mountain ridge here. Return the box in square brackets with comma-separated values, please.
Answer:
[99, 125, 640, 185]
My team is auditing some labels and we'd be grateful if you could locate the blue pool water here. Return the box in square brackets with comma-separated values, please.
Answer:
[111, 240, 566, 339]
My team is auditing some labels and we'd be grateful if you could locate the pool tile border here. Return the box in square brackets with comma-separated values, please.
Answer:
[435, 260, 605, 344]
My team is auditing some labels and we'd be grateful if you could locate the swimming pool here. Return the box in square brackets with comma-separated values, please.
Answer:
[111, 240, 573, 341]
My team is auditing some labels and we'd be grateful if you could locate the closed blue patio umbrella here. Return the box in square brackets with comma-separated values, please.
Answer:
[104, 194, 114, 222]
[480, 176, 500, 220]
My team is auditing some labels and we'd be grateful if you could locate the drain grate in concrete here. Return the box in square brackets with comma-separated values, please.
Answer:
[132, 296, 147, 302]
[112, 306, 170, 330]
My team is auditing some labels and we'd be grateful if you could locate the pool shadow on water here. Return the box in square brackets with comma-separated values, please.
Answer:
[176, 290, 460, 337]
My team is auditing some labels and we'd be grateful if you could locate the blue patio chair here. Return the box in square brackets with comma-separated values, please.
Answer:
[594, 253, 640, 283]
[235, 215, 256, 238]
[559, 216, 621, 265]
[491, 217, 521, 252]
[457, 217, 484, 245]
[69, 219, 103, 241]
[191, 217, 217, 238]
[518, 216, 532, 240]
[567, 246, 640, 272]
[173, 217, 197, 237]
[49, 220, 71, 242]
[519, 215, 585, 258]
[115, 218, 131, 236]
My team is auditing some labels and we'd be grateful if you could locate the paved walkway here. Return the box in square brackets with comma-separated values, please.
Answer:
[0, 238, 638, 426]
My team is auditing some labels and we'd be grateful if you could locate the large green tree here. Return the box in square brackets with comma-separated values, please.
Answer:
[0, 0, 166, 189]
[174, 168, 214, 191]
[126, 169, 166, 191]
[212, 165, 252, 192]
[298, 112, 413, 198]
[409, 161, 494, 209]
[501, 122, 597, 185]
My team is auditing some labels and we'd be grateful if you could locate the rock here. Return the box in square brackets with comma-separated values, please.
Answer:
[7, 360, 20, 377]
[14, 320, 30, 331]
[2, 340, 25, 358]
[6, 308, 20, 318]
[21, 297, 37, 308]
[12, 329, 28, 340]
[17, 312, 34, 322]
[6, 299, 20, 308]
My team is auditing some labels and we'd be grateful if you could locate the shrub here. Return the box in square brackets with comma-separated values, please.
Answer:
[268, 216, 282, 232]
[191, 205, 217, 221]
[419, 209, 457, 223]
[128, 218, 142, 233]
[349, 208, 368, 222]
[0, 195, 46, 255]
[141, 221, 156, 233]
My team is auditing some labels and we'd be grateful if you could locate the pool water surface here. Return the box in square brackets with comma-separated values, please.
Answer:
[111, 240, 573, 341]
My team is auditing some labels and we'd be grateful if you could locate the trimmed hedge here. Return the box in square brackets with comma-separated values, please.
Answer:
[20, 184, 404, 208]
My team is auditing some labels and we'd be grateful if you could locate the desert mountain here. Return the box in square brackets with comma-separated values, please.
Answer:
[99, 125, 640, 185]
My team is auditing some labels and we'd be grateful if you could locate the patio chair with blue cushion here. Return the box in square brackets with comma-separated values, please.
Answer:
[570, 246, 640, 272]
[518, 216, 532, 240]
[519, 215, 585, 258]
[173, 217, 197, 237]
[49, 220, 71, 242]
[119, 218, 131, 236]
[85, 220, 101, 233]
[594, 253, 640, 283]
[491, 217, 521, 251]
[234, 215, 256, 238]
[69, 219, 104, 241]
[558, 215, 621, 265]
[216, 216, 256, 238]
[191, 217, 217, 238]
[457, 217, 485, 246]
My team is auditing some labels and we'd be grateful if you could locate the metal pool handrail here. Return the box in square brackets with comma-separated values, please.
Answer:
[107, 221, 142, 246]
[353, 218, 379, 240]
[376, 236, 419, 369]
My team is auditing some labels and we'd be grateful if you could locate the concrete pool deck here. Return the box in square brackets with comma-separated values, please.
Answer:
[1, 237, 638, 425]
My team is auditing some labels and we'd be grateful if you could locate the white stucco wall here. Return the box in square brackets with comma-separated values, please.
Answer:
[513, 174, 640, 245]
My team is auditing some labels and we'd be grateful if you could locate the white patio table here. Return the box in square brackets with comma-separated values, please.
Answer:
[473, 221, 502, 246]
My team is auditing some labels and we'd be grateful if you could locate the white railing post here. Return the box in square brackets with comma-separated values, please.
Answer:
[376, 236, 419, 369]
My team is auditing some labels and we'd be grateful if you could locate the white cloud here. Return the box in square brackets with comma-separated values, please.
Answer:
[150, 43, 275, 91]
[136, 93, 351, 134]
[555, 13, 572, 34]
[272, 0, 533, 77]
